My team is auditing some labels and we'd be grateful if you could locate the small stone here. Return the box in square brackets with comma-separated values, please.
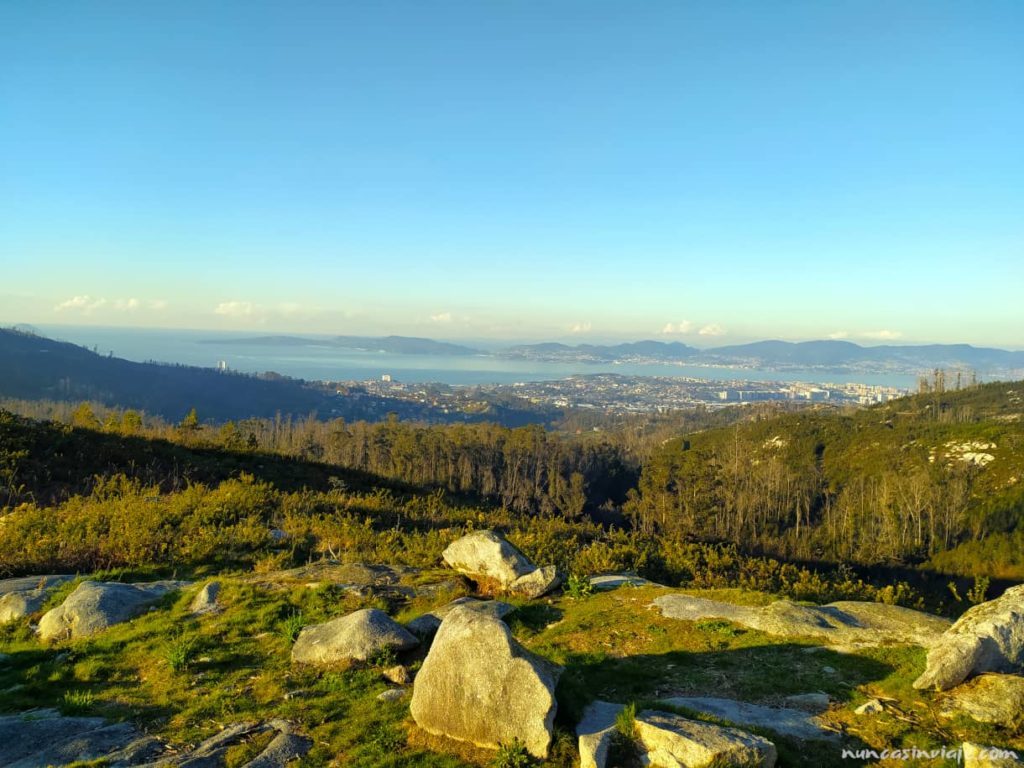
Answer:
[822, 666, 837, 675]
[855, 699, 884, 715]
[382, 665, 410, 685]
[377, 688, 407, 702]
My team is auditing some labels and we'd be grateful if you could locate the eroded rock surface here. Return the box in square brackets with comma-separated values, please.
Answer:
[291, 608, 418, 665]
[654, 593, 950, 647]
[411, 605, 561, 758]
[914, 585, 1024, 691]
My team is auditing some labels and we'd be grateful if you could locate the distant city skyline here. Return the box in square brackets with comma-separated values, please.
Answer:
[2, 2, 1022, 347]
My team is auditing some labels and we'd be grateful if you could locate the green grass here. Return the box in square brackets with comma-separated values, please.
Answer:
[2, 578, 1022, 768]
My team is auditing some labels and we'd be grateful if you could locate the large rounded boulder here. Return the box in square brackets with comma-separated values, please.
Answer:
[442, 530, 536, 587]
[410, 605, 561, 758]
[37, 581, 182, 642]
[291, 608, 418, 665]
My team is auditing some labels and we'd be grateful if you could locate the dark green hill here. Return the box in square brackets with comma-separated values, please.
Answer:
[0, 328, 339, 421]
[0, 329, 550, 425]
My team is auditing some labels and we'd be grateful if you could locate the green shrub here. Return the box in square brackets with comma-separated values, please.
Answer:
[491, 738, 536, 768]
[563, 573, 594, 600]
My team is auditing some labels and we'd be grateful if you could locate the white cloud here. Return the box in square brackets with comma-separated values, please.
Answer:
[149, 299, 169, 310]
[214, 301, 258, 318]
[661, 320, 695, 335]
[862, 329, 903, 340]
[828, 330, 849, 339]
[569, 321, 592, 334]
[698, 323, 726, 337]
[113, 298, 140, 311]
[430, 312, 453, 324]
[54, 295, 107, 313]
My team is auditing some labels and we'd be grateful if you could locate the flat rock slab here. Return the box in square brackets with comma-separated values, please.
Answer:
[0, 574, 74, 597]
[292, 608, 418, 665]
[0, 709, 153, 768]
[589, 574, 661, 591]
[940, 673, 1024, 727]
[659, 697, 839, 742]
[37, 580, 186, 642]
[411, 605, 561, 758]
[915, 584, 1024, 691]
[653, 594, 951, 647]
[636, 709, 777, 768]
[576, 700, 622, 768]
[406, 597, 515, 638]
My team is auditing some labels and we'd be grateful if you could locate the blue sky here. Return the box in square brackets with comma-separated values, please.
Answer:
[2, 1, 1022, 346]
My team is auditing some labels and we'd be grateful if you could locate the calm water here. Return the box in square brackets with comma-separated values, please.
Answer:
[36, 325, 920, 389]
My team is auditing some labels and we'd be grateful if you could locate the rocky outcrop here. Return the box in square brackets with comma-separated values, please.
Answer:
[37, 581, 184, 642]
[442, 530, 561, 598]
[914, 585, 1024, 691]
[940, 674, 1024, 727]
[658, 697, 838, 742]
[411, 605, 561, 758]
[635, 710, 777, 768]
[291, 608, 418, 665]
[405, 597, 515, 639]
[0, 575, 74, 624]
[654, 594, 951, 647]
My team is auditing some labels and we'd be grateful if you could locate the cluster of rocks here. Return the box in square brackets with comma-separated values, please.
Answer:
[3, 531, 1023, 766]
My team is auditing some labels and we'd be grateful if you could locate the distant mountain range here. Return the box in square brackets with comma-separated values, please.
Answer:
[503, 338, 1024, 373]
[201, 333, 1024, 375]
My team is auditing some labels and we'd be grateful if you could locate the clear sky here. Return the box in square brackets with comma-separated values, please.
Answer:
[1, 1, 1022, 346]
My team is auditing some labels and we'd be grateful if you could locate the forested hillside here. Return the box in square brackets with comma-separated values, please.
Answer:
[628, 381, 1024, 577]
